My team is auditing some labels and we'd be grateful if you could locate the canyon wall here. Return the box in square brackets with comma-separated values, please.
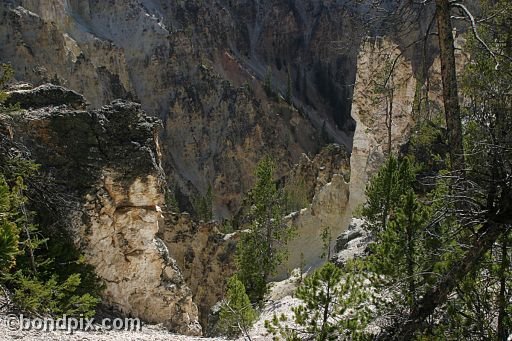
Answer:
[0, 0, 366, 218]
[278, 144, 351, 277]
[348, 35, 468, 213]
[0, 85, 201, 335]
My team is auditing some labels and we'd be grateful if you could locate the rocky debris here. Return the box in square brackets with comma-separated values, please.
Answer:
[0, 85, 202, 336]
[0, 310, 214, 341]
[5, 83, 87, 110]
[160, 212, 238, 330]
[332, 218, 372, 266]
[237, 269, 304, 341]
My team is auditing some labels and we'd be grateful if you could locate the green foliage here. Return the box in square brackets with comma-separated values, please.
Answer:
[284, 177, 309, 213]
[216, 275, 257, 338]
[219, 218, 235, 234]
[0, 63, 19, 113]
[192, 184, 213, 221]
[408, 115, 448, 175]
[367, 189, 430, 309]
[357, 154, 461, 328]
[360, 155, 417, 234]
[320, 226, 332, 260]
[11, 273, 99, 318]
[0, 149, 101, 318]
[263, 66, 277, 100]
[321, 121, 332, 144]
[266, 262, 373, 341]
[286, 65, 292, 104]
[422, 1, 512, 337]
[165, 185, 180, 213]
[236, 156, 295, 302]
[0, 176, 19, 271]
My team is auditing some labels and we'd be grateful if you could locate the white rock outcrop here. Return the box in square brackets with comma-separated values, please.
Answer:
[82, 174, 202, 336]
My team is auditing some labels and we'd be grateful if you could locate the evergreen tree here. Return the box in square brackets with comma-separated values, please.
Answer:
[263, 66, 275, 99]
[360, 155, 416, 234]
[0, 72, 102, 317]
[217, 275, 257, 338]
[0, 176, 19, 271]
[286, 65, 292, 104]
[0, 63, 19, 113]
[0, 168, 101, 318]
[266, 261, 373, 341]
[192, 184, 213, 221]
[236, 156, 294, 302]
[367, 189, 430, 310]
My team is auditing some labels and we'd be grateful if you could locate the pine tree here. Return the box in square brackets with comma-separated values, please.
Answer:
[263, 66, 274, 98]
[367, 189, 430, 310]
[1, 144, 101, 318]
[266, 261, 373, 341]
[0, 63, 19, 113]
[217, 275, 257, 338]
[286, 65, 292, 104]
[0, 176, 19, 272]
[193, 184, 213, 221]
[360, 155, 416, 234]
[236, 156, 294, 302]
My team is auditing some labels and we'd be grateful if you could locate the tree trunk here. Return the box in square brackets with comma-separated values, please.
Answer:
[497, 232, 509, 340]
[406, 218, 416, 306]
[435, 0, 465, 172]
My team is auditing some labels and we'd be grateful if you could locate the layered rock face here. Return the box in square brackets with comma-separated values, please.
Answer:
[0, 0, 364, 217]
[0, 86, 201, 335]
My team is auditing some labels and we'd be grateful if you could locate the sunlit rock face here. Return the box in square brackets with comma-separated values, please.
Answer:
[0, 0, 365, 218]
[82, 173, 201, 336]
[348, 38, 418, 213]
[0, 87, 202, 336]
[348, 35, 468, 213]
[276, 144, 351, 278]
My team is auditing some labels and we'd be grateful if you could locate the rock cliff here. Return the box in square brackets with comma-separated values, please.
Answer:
[160, 212, 238, 329]
[278, 144, 351, 278]
[0, 86, 202, 335]
[348, 35, 468, 213]
[0, 0, 364, 218]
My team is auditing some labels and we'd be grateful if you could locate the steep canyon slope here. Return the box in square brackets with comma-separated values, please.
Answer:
[0, 0, 452, 336]
[0, 0, 368, 219]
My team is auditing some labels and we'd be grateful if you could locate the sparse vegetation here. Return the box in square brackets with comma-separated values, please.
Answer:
[192, 184, 213, 221]
[0, 67, 102, 319]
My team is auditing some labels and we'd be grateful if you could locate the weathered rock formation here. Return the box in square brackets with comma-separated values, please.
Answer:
[160, 212, 237, 329]
[0, 0, 364, 218]
[0, 86, 201, 335]
[348, 36, 468, 213]
[278, 144, 351, 278]
[332, 218, 371, 266]
[348, 38, 418, 212]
